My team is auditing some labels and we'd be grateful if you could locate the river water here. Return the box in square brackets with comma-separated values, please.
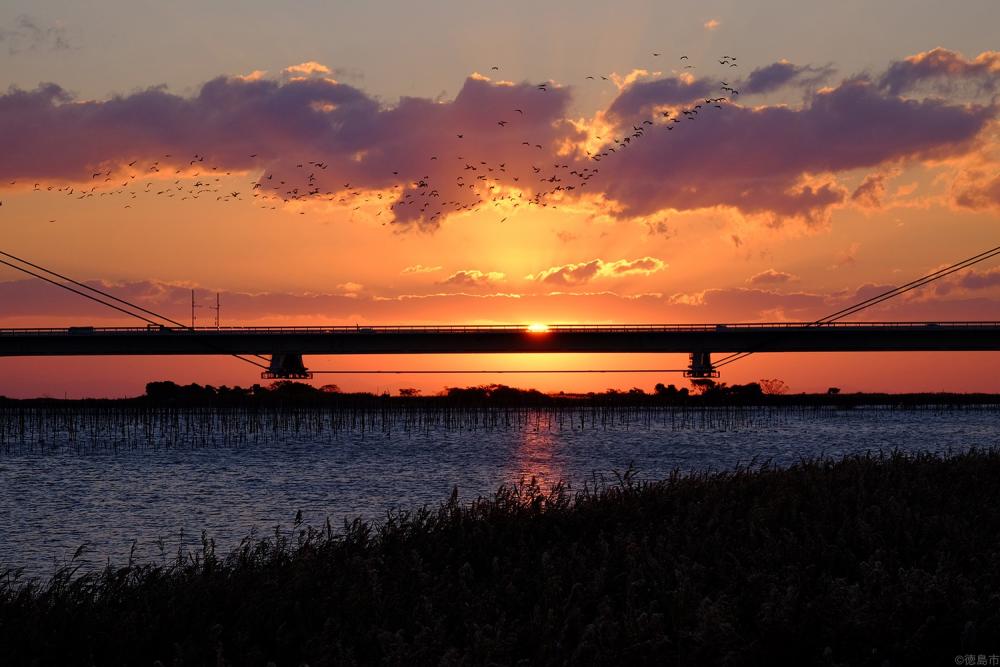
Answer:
[0, 405, 996, 578]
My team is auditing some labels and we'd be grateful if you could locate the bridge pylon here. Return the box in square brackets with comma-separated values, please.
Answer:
[684, 351, 720, 379]
[261, 352, 313, 380]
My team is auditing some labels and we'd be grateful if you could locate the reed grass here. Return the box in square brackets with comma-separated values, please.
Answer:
[3, 396, 996, 452]
[2, 449, 999, 665]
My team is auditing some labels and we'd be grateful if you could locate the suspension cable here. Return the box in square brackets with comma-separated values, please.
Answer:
[0, 248, 272, 365]
[0, 255, 269, 370]
[712, 243, 1000, 369]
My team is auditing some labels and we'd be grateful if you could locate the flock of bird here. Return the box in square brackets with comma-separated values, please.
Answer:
[2, 54, 742, 226]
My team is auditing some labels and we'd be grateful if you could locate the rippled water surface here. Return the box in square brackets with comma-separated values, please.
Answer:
[0, 405, 997, 578]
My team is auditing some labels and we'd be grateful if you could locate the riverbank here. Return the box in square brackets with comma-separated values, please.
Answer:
[2, 449, 998, 665]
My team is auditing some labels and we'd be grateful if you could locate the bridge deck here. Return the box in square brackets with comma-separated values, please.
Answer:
[1, 322, 998, 356]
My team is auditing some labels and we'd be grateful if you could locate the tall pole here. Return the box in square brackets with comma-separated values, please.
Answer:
[191, 289, 195, 328]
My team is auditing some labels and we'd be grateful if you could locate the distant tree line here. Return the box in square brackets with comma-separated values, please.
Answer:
[3, 379, 997, 408]
[135, 378, 813, 407]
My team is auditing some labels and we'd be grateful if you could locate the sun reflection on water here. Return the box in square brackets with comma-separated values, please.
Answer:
[509, 422, 564, 492]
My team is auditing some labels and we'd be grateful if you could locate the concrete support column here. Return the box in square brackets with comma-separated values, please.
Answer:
[261, 352, 313, 379]
[685, 351, 719, 378]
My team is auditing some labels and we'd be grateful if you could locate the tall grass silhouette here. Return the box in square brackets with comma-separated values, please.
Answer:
[2, 449, 999, 664]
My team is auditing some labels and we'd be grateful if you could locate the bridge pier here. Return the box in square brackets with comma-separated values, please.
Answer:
[685, 351, 719, 379]
[261, 353, 313, 380]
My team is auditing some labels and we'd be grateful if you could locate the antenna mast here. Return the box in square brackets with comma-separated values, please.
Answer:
[190, 289, 205, 328]
[208, 292, 220, 328]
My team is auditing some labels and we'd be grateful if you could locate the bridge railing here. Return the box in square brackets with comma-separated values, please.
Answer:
[2, 322, 1000, 335]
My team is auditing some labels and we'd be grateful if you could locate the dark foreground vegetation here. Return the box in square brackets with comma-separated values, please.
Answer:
[3, 451, 1000, 665]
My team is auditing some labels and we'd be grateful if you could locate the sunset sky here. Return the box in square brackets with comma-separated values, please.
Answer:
[1, 0, 999, 397]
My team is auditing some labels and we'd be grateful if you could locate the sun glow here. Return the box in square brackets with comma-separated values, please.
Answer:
[527, 323, 550, 333]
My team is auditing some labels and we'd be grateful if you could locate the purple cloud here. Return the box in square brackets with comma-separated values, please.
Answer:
[958, 267, 1000, 290]
[2, 275, 998, 326]
[606, 76, 716, 120]
[851, 172, 889, 208]
[953, 171, 1000, 210]
[596, 77, 993, 221]
[0, 52, 995, 230]
[880, 48, 1000, 95]
[0, 73, 581, 229]
[0, 14, 72, 55]
[741, 61, 834, 95]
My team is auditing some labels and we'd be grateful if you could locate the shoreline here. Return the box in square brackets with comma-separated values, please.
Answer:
[5, 386, 1000, 409]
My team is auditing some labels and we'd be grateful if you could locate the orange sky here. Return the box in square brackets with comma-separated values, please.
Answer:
[0, 12, 998, 396]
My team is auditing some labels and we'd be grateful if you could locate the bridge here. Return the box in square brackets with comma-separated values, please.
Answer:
[2, 321, 998, 379]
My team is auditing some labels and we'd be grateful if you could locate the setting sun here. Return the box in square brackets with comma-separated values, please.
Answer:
[0, 2, 998, 662]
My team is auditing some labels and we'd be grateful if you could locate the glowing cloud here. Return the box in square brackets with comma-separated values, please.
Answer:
[0, 51, 994, 230]
[401, 264, 443, 274]
[597, 77, 993, 222]
[527, 257, 666, 286]
[747, 269, 797, 286]
[438, 270, 506, 288]
[282, 61, 333, 77]
[880, 48, 1000, 95]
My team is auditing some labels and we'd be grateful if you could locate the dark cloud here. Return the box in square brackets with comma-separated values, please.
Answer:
[438, 269, 505, 288]
[0, 74, 581, 229]
[597, 78, 993, 221]
[741, 61, 834, 95]
[851, 172, 889, 208]
[958, 267, 1000, 290]
[0, 54, 995, 229]
[606, 76, 716, 120]
[953, 171, 1000, 210]
[529, 260, 603, 286]
[880, 48, 1000, 95]
[0, 15, 72, 55]
[644, 219, 671, 237]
